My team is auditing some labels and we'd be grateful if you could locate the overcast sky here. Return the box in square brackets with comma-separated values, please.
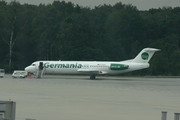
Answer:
[5, 0, 180, 10]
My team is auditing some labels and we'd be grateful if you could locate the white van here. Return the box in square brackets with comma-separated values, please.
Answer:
[0, 69, 5, 78]
[12, 70, 28, 78]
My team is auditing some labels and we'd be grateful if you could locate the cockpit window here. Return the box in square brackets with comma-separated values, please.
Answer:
[31, 64, 36, 66]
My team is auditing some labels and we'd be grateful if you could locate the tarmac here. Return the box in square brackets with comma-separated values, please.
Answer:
[0, 74, 180, 120]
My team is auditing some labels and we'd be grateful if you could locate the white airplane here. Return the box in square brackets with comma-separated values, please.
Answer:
[25, 48, 160, 79]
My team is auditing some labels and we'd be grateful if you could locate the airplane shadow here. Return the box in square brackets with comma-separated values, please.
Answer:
[42, 75, 149, 82]
[82, 77, 144, 81]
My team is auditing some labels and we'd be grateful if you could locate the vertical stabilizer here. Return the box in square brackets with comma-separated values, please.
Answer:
[132, 48, 160, 63]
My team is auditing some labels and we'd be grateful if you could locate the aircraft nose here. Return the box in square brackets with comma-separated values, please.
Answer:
[24, 66, 29, 71]
[25, 66, 35, 73]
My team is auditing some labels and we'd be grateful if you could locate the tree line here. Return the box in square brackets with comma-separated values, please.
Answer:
[0, 0, 180, 75]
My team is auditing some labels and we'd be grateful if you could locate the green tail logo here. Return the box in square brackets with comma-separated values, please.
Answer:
[141, 52, 149, 60]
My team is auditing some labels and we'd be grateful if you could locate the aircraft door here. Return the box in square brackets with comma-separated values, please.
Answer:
[39, 62, 43, 70]
[35, 62, 43, 70]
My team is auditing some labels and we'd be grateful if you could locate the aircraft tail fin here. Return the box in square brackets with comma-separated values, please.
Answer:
[132, 48, 160, 63]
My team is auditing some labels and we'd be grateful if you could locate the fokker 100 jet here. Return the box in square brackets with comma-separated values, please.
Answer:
[25, 48, 160, 79]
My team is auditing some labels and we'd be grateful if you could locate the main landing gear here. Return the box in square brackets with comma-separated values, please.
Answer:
[90, 75, 96, 80]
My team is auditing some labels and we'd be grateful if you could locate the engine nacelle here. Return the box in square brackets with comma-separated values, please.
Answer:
[110, 64, 129, 70]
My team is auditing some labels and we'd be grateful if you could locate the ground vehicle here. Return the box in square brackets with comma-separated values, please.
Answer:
[12, 70, 27, 78]
[0, 69, 5, 78]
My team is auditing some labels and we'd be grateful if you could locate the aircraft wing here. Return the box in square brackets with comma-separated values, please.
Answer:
[77, 69, 107, 75]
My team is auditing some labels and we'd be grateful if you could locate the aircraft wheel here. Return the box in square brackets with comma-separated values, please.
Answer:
[90, 75, 96, 80]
